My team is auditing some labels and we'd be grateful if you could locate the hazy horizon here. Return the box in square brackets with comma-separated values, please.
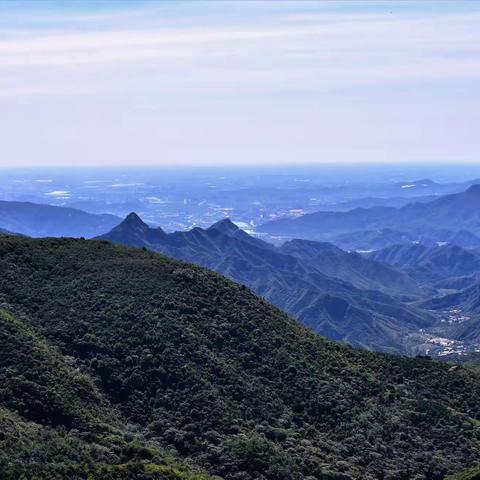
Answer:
[2, 0, 480, 167]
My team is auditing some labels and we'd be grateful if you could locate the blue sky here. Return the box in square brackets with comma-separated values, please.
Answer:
[1, 1, 480, 166]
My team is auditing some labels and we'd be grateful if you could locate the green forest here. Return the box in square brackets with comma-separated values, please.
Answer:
[0, 236, 479, 479]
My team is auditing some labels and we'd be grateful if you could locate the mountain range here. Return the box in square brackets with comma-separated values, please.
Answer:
[324, 193, 439, 211]
[362, 242, 480, 356]
[5, 186, 480, 357]
[289, 176, 480, 208]
[331, 228, 480, 251]
[0, 200, 121, 237]
[0, 235, 479, 479]
[369, 243, 480, 287]
[97, 213, 431, 354]
[257, 185, 480, 249]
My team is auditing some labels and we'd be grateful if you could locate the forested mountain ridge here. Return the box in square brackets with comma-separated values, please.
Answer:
[0, 308, 216, 480]
[0, 236, 479, 479]
[97, 214, 430, 354]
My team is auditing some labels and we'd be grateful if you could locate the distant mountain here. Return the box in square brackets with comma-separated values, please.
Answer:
[257, 185, 480, 247]
[309, 177, 480, 206]
[279, 238, 419, 296]
[1, 235, 480, 478]
[97, 214, 431, 354]
[423, 283, 480, 317]
[404, 185, 480, 231]
[0, 200, 121, 238]
[386, 177, 480, 196]
[333, 228, 480, 251]
[332, 228, 425, 251]
[258, 205, 396, 239]
[370, 243, 480, 285]
[325, 194, 439, 212]
[393, 178, 437, 187]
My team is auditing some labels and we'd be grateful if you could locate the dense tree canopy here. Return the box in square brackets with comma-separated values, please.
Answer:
[0, 236, 479, 479]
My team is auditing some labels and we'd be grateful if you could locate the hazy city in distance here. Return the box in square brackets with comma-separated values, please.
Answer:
[3, 164, 480, 232]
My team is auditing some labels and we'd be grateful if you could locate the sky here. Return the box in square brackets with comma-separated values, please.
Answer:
[1, 0, 480, 167]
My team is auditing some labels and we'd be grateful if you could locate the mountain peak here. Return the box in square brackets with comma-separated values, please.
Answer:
[207, 218, 239, 235]
[114, 212, 152, 233]
[126, 212, 140, 219]
[96, 212, 166, 243]
[123, 212, 148, 226]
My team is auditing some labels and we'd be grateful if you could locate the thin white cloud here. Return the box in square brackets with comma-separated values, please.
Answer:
[1, 7, 479, 100]
[1, 1, 479, 166]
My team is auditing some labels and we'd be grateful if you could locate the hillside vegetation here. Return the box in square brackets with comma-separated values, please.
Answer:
[446, 466, 480, 480]
[0, 308, 215, 480]
[0, 236, 479, 479]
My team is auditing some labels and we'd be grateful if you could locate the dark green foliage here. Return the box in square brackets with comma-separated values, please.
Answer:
[0, 398, 213, 480]
[443, 353, 480, 369]
[446, 465, 480, 480]
[0, 309, 110, 429]
[0, 463, 214, 480]
[1, 236, 480, 479]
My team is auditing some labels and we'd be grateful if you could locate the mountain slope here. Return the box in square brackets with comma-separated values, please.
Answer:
[258, 205, 396, 238]
[0, 308, 111, 430]
[257, 185, 480, 245]
[0, 308, 212, 480]
[332, 228, 425, 251]
[446, 466, 480, 480]
[0, 236, 480, 478]
[97, 215, 430, 354]
[333, 228, 480, 251]
[370, 243, 480, 285]
[0, 200, 121, 238]
[324, 194, 439, 211]
[279, 239, 419, 296]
